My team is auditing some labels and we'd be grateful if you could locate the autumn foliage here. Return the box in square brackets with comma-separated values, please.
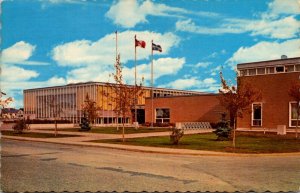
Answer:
[218, 72, 262, 148]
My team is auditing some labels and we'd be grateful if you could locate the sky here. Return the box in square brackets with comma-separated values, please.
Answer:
[1, 0, 300, 108]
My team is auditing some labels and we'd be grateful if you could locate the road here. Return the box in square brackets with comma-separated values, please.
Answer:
[1, 139, 300, 192]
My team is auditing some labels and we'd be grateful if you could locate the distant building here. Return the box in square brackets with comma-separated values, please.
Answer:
[1, 108, 23, 119]
[237, 57, 300, 130]
[23, 82, 203, 124]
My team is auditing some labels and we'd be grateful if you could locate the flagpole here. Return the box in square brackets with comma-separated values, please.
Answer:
[151, 40, 154, 128]
[134, 35, 137, 129]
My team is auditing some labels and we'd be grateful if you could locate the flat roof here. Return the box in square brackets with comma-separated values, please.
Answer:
[145, 93, 218, 99]
[24, 81, 205, 94]
[237, 57, 300, 69]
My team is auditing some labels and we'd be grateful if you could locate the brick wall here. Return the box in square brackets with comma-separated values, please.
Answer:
[237, 72, 300, 129]
[145, 94, 225, 124]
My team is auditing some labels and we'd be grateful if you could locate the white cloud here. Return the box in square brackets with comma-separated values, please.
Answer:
[176, 0, 300, 40]
[1, 65, 39, 82]
[123, 57, 186, 85]
[176, 19, 243, 35]
[264, 0, 300, 19]
[1, 41, 49, 65]
[225, 16, 300, 39]
[160, 76, 219, 92]
[209, 65, 222, 76]
[195, 62, 212, 68]
[2, 41, 36, 64]
[65, 57, 185, 86]
[227, 38, 300, 68]
[176, 16, 300, 39]
[106, 0, 219, 28]
[52, 30, 180, 68]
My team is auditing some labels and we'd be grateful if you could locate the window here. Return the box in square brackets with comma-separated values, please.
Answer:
[289, 102, 300, 127]
[156, 108, 170, 123]
[295, 65, 300, 71]
[248, 69, 256, 76]
[257, 68, 265, 75]
[275, 66, 284, 73]
[286, 65, 295, 72]
[267, 67, 275, 74]
[239, 70, 247, 76]
[252, 103, 262, 126]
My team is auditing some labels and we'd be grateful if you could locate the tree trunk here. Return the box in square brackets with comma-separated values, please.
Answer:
[296, 106, 299, 139]
[55, 119, 57, 137]
[122, 116, 125, 143]
[232, 117, 236, 149]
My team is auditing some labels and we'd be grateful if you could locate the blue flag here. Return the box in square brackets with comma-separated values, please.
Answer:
[152, 43, 162, 52]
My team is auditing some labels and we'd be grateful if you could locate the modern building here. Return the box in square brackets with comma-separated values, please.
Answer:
[23, 81, 203, 124]
[237, 56, 300, 130]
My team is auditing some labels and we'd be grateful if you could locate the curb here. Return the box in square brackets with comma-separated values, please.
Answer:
[2, 136, 300, 157]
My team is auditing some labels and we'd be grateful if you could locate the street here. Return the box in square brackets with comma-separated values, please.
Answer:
[1, 139, 300, 192]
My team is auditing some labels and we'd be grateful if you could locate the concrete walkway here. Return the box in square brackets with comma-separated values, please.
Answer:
[2, 126, 300, 157]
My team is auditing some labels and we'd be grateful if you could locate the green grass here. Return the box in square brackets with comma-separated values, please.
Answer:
[92, 132, 300, 153]
[40, 127, 172, 134]
[1, 130, 78, 138]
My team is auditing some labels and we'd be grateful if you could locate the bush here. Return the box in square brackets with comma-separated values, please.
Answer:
[213, 120, 232, 141]
[79, 117, 91, 131]
[12, 119, 29, 134]
[170, 128, 184, 145]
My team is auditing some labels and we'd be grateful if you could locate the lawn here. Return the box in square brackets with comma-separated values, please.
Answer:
[92, 132, 300, 153]
[1, 130, 78, 138]
[40, 127, 172, 134]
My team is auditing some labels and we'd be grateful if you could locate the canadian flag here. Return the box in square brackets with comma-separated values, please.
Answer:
[135, 38, 146, 48]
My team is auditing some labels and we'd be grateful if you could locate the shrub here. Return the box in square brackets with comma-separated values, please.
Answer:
[12, 119, 29, 134]
[213, 120, 232, 141]
[170, 128, 184, 145]
[79, 116, 91, 131]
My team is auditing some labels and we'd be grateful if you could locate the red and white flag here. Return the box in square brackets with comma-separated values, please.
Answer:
[135, 37, 146, 48]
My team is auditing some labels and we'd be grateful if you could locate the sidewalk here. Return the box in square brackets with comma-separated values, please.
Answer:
[2, 127, 300, 157]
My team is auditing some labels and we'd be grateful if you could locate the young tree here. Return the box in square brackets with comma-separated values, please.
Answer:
[288, 81, 300, 139]
[0, 91, 13, 119]
[218, 72, 261, 148]
[47, 96, 62, 137]
[82, 93, 99, 125]
[105, 54, 144, 142]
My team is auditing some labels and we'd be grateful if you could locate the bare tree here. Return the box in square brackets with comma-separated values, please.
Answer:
[288, 81, 300, 139]
[104, 54, 144, 142]
[218, 72, 261, 148]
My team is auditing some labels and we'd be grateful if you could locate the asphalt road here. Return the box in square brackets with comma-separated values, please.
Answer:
[1, 139, 300, 192]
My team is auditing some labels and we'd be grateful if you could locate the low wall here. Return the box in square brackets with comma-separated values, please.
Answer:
[29, 124, 75, 129]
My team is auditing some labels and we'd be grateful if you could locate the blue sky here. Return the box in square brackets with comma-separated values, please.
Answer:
[1, 0, 300, 108]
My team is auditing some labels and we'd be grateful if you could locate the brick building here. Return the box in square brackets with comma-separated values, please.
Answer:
[145, 94, 225, 124]
[237, 56, 300, 130]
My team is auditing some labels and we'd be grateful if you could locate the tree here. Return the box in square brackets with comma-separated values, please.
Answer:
[81, 93, 99, 125]
[218, 72, 261, 148]
[288, 81, 300, 139]
[104, 54, 144, 142]
[47, 96, 62, 137]
[0, 91, 13, 120]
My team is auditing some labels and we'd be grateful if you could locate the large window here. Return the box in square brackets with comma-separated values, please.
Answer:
[252, 103, 262, 126]
[156, 108, 170, 123]
[289, 102, 300, 127]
